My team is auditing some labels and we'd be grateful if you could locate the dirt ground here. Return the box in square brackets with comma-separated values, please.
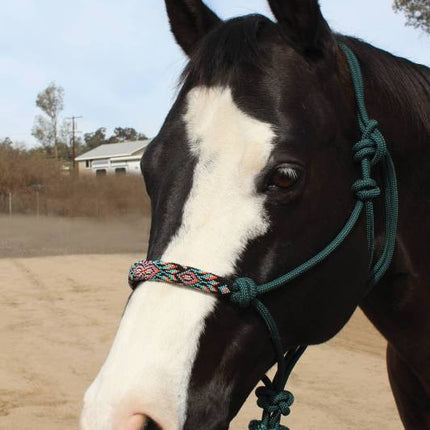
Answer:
[0, 216, 402, 430]
[0, 215, 149, 258]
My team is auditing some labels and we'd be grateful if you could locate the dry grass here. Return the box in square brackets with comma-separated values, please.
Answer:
[35, 175, 150, 218]
[0, 145, 151, 218]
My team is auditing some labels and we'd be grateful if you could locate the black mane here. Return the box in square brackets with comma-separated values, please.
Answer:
[338, 35, 430, 136]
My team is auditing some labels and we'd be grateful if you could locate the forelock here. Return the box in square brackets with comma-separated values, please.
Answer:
[181, 14, 280, 87]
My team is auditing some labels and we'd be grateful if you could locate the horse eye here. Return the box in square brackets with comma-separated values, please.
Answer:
[267, 166, 300, 190]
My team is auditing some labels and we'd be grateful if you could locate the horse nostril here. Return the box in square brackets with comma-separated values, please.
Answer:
[116, 413, 162, 430]
[143, 418, 162, 430]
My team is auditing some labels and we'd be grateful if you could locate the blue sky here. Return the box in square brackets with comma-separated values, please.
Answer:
[1, 0, 429, 147]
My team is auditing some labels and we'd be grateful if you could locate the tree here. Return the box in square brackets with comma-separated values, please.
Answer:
[32, 115, 54, 153]
[83, 127, 108, 152]
[394, 0, 430, 34]
[0, 137, 13, 148]
[59, 119, 83, 161]
[32, 82, 65, 159]
[107, 127, 147, 143]
[80, 127, 148, 155]
[81, 127, 147, 152]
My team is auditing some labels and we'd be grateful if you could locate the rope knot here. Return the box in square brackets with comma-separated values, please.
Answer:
[255, 386, 295, 417]
[352, 119, 387, 166]
[230, 277, 258, 308]
[352, 178, 381, 202]
[362, 118, 379, 137]
[249, 420, 289, 430]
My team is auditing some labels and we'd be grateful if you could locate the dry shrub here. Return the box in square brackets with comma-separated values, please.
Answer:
[0, 145, 151, 218]
[46, 175, 150, 218]
[0, 145, 62, 192]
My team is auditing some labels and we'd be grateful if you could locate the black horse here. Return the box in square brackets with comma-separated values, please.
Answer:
[80, 1, 430, 429]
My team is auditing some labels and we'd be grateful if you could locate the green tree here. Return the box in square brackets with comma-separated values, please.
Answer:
[108, 127, 147, 143]
[394, 0, 430, 33]
[32, 82, 65, 159]
[83, 127, 108, 152]
[81, 127, 148, 154]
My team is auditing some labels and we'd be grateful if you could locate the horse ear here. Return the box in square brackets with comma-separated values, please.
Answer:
[164, 0, 222, 57]
[267, 0, 334, 56]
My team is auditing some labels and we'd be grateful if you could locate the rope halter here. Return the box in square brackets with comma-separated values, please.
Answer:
[230, 277, 259, 308]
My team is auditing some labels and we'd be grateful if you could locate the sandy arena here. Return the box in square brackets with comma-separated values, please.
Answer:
[0, 217, 402, 429]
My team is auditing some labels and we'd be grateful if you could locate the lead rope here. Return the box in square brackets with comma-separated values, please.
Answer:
[128, 43, 398, 430]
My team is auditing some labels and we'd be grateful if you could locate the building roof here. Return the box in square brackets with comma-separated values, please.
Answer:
[75, 140, 151, 161]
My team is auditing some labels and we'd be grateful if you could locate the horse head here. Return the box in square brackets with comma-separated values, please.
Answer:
[81, 1, 379, 429]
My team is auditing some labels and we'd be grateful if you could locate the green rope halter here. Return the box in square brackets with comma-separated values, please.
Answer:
[128, 43, 399, 430]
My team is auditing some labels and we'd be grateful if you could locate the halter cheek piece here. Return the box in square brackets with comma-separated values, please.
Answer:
[128, 44, 399, 430]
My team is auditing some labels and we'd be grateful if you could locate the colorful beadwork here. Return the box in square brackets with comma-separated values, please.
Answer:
[128, 259, 232, 295]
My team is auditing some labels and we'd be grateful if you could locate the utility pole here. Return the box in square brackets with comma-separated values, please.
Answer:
[65, 116, 82, 173]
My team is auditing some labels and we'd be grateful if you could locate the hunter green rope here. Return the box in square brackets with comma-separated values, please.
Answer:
[340, 43, 399, 286]
[230, 43, 399, 430]
[250, 299, 306, 430]
[230, 43, 399, 304]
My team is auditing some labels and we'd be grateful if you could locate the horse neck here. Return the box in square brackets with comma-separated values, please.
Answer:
[341, 37, 430, 359]
[339, 36, 430, 156]
[339, 36, 430, 219]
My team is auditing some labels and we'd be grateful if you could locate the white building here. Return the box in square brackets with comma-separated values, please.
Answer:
[75, 140, 150, 176]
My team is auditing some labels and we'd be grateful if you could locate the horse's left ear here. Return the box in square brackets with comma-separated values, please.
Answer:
[164, 0, 222, 57]
[268, 0, 334, 57]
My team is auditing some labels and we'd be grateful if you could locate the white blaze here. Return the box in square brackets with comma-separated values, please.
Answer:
[80, 87, 275, 430]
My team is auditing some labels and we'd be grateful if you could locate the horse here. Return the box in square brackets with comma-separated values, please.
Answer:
[80, 1, 430, 429]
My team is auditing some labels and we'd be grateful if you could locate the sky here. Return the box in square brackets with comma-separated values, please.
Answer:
[1, 0, 429, 148]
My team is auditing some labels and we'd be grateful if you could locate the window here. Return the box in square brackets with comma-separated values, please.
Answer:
[115, 168, 126, 176]
[96, 169, 107, 176]
[85, 160, 91, 168]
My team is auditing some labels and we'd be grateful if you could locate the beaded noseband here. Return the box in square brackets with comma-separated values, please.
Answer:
[129, 260, 232, 294]
[128, 44, 398, 430]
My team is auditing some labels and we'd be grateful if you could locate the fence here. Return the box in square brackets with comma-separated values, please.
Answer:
[0, 175, 151, 219]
